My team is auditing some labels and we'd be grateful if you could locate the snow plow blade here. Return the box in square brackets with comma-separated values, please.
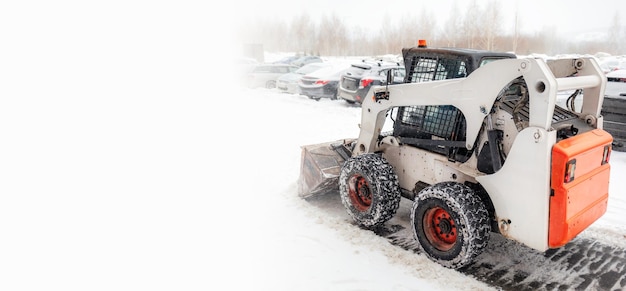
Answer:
[297, 139, 354, 199]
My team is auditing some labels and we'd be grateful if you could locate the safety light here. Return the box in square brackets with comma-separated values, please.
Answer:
[315, 80, 329, 85]
[564, 159, 576, 183]
[602, 145, 611, 165]
[418, 39, 427, 48]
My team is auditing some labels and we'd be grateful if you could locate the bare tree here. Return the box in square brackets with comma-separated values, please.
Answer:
[238, 5, 622, 58]
[480, 0, 502, 51]
[441, 3, 462, 47]
[290, 13, 317, 55]
[512, 0, 520, 53]
[377, 13, 398, 54]
[396, 13, 420, 49]
[463, 0, 481, 49]
[316, 13, 350, 56]
[608, 11, 624, 54]
[348, 26, 372, 56]
[417, 9, 436, 46]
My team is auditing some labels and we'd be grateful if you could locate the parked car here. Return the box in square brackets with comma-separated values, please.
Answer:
[599, 58, 626, 74]
[298, 63, 350, 100]
[291, 56, 323, 67]
[276, 63, 331, 94]
[235, 57, 259, 83]
[607, 69, 626, 82]
[273, 55, 300, 65]
[246, 64, 298, 89]
[337, 61, 405, 104]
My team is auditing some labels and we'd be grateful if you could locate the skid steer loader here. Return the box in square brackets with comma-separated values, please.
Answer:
[298, 43, 613, 269]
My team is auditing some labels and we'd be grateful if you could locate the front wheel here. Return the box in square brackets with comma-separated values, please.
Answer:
[411, 182, 490, 269]
[339, 154, 401, 228]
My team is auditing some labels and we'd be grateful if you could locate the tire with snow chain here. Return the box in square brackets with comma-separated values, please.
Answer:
[339, 153, 401, 228]
[411, 182, 490, 269]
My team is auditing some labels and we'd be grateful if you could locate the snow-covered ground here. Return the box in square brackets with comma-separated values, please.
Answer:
[214, 81, 626, 290]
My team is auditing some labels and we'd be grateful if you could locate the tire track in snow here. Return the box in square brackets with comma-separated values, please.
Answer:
[306, 192, 626, 291]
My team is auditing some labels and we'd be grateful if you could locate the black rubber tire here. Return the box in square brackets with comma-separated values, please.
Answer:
[339, 153, 401, 228]
[410, 182, 490, 269]
[266, 80, 276, 89]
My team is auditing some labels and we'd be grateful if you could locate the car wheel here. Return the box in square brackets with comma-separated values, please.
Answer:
[266, 80, 276, 89]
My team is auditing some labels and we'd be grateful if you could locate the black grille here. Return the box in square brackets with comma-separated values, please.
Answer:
[407, 56, 467, 83]
[400, 105, 462, 139]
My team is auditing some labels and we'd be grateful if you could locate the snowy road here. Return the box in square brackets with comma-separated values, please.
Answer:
[305, 192, 626, 291]
[228, 86, 626, 291]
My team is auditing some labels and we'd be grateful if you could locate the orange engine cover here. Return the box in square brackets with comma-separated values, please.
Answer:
[549, 129, 612, 248]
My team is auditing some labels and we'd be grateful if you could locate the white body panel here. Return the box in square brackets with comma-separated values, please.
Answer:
[382, 146, 477, 191]
[475, 128, 556, 251]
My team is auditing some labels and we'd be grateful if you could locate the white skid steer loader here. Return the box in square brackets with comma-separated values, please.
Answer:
[298, 44, 613, 269]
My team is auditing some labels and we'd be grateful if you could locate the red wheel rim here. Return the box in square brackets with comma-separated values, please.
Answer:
[423, 207, 457, 251]
[347, 174, 371, 212]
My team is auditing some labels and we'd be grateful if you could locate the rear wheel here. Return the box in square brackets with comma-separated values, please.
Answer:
[411, 182, 490, 269]
[339, 154, 401, 228]
[266, 80, 276, 89]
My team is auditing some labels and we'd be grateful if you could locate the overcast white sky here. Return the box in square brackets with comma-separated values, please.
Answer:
[234, 0, 625, 37]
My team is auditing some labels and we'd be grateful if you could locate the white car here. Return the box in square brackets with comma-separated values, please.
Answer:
[607, 69, 626, 82]
[276, 63, 331, 94]
[246, 64, 298, 89]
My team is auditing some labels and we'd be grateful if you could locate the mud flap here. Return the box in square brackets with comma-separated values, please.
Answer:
[297, 139, 354, 199]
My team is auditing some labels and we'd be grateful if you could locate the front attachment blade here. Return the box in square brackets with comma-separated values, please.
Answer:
[297, 139, 354, 199]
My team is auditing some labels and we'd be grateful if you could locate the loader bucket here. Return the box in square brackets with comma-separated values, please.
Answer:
[297, 139, 354, 199]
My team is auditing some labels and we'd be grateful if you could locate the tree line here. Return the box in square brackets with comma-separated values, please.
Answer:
[236, 2, 626, 58]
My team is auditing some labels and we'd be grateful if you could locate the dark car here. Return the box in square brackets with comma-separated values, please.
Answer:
[337, 61, 405, 104]
[298, 63, 350, 100]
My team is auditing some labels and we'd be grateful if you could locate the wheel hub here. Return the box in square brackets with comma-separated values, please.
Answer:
[423, 207, 457, 251]
[348, 175, 372, 212]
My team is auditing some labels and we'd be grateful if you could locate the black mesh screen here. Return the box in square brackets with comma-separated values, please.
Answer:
[400, 105, 461, 139]
[407, 56, 467, 83]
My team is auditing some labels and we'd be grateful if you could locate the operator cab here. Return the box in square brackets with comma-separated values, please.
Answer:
[391, 44, 516, 163]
